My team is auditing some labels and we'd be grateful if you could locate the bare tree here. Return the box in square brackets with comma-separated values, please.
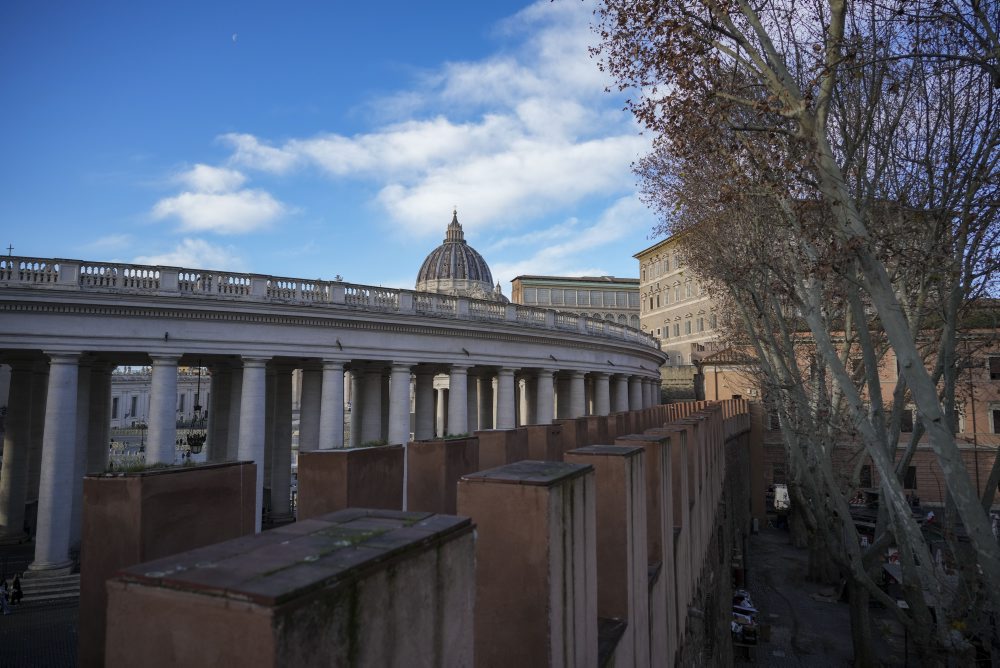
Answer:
[596, 0, 1000, 662]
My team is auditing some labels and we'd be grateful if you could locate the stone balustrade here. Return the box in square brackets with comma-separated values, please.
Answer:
[0, 255, 659, 348]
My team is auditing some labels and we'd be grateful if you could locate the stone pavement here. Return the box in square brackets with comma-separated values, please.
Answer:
[0, 541, 78, 668]
[740, 526, 906, 667]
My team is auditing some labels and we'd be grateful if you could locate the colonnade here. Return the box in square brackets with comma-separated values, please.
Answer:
[0, 352, 660, 576]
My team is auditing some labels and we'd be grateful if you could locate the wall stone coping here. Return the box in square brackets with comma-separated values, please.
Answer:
[567, 444, 645, 458]
[460, 460, 592, 486]
[615, 434, 669, 444]
[112, 508, 471, 606]
[86, 460, 253, 478]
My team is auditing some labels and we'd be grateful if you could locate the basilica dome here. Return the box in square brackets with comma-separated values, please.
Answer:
[416, 210, 508, 303]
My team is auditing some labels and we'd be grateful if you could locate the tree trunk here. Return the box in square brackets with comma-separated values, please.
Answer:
[848, 580, 876, 668]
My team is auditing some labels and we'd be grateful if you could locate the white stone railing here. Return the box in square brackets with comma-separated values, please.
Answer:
[0, 256, 660, 349]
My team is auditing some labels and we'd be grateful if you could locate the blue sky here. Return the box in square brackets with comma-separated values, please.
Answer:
[1, 0, 659, 292]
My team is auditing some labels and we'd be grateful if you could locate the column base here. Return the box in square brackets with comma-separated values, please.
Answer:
[25, 560, 74, 578]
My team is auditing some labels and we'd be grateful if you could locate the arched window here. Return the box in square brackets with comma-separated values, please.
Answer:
[617, 314, 627, 324]
[604, 313, 615, 321]
[630, 315, 640, 329]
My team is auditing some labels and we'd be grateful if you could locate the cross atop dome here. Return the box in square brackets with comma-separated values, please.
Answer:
[445, 208, 465, 243]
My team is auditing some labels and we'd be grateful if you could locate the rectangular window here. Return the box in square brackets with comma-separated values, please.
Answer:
[629, 292, 639, 307]
[663, 326, 669, 339]
[772, 464, 786, 484]
[550, 289, 563, 305]
[904, 466, 917, 489]
[685, 320, 692, 335]
[112, 397, 119, 419]
[649, 297, 654, 310]
[664, 258, 669, 272]
[523, 288, 537, 304]
[900, 408, 914, 433]
[709, 314, 717, 329]
[990, 356, 1000, 380]
[564, 290, 577, 306]
[991, 407, 1000, 434]
[685, 282, 693, 298]
[130, 396, 138, 419]
[673, 323, 680, 337]
[602, 291, 615, 307]
[591, 291, 603, 307]
[860, 465, 872, 488]
[656, 295, 660, 308]
[674, 285, 681, 302]
[656, 328, 661, 336]
[578, 290, 589, 306]
[178, 394, 185, 412]
[537, 288, 550, 304]
[697, 317, 704, 332]
[616, 291, 627, 307]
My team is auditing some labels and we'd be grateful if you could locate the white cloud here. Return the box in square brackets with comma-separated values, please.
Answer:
[177, 164, 247, 193]
[151, 189, 287, 234]
[151, 164, 288, 234]
[84, 233, 134, 253]
[490, 196, 654, 287]
[132, 238, 247, 271]
[208, 0, 646, 240]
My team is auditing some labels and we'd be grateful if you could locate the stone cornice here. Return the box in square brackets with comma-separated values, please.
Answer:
[0, 297, 665, 365]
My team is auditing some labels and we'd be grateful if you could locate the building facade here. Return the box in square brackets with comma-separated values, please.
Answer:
[634, 235, 721, 367]
[510, 275, 640, 329]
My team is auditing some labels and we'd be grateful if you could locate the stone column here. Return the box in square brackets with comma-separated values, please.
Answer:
[435, 387, 448, 438]
[555, 375, 571, 419]
[263, 367, 276, 496]
[466, 372, 479, 434]
[628, 376, 642, 411]
[318, 360, 345, 449]
[361, 368, 383, 444]
[146, 355, 180, 465]
[593, 372, 611, 416]
[86, 363, 112, 474]
[380, 370, 390, 443]
[298, 365, 322, 452]
[30, 352, 80, 573]
[270, 366, 294, 521]
[613, 374, 629, 413]
[226, 366, 243, 461]
[349, 369, 363, 448]
[388, 364, 412, 446]
[413, 370, 435, 440]
[495, 368, 516, 430]
[27, 362, 49, 518]
[70, 360, 92, 548]
[535, 369, 555, 425]
[447, 365, 469, 436]
[569, 371, 586, 419]
[0, 362, 32, 542]
[205, 365, 230, 462]
[522, 376, 536, 426]
[237, 357, 268, 533]
[478, 375, 494, 430]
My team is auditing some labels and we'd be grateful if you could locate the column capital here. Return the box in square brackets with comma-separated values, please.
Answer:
[43, 351, 81, 365]
[592, 371, 611, 380]
[449, 363, 471, 372]
[240, 356, 270, 369]
[148, 353, 181, 365]
[569, 370, 586, 379]
[321, 358, 347, 370]
[390, 362, 413, 374]
[536, 368, 555, 377]
[497, 367, 516, 377]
